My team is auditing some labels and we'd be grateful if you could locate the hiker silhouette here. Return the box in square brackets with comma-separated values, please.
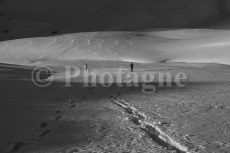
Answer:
[130, 62, 134, 72]
[85, 64, 88, 71]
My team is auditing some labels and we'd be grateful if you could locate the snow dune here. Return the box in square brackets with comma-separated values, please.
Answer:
[0, 29, 230, 65]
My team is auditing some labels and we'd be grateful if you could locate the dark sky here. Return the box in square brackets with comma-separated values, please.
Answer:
[0, 0, 230, 40]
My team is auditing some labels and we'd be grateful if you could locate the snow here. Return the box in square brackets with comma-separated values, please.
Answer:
[0, 29, 230, 65]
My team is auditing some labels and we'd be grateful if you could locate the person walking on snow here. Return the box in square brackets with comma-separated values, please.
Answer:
[85, 64, 88, 71]
[130, 62, 134, 72]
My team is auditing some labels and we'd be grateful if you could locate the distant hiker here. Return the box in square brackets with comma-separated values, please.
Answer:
[85, 64, 88, 71]
[130, 62, 134, 72]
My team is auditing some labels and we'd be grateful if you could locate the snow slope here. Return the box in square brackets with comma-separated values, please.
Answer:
[0, 29, 230, 65]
